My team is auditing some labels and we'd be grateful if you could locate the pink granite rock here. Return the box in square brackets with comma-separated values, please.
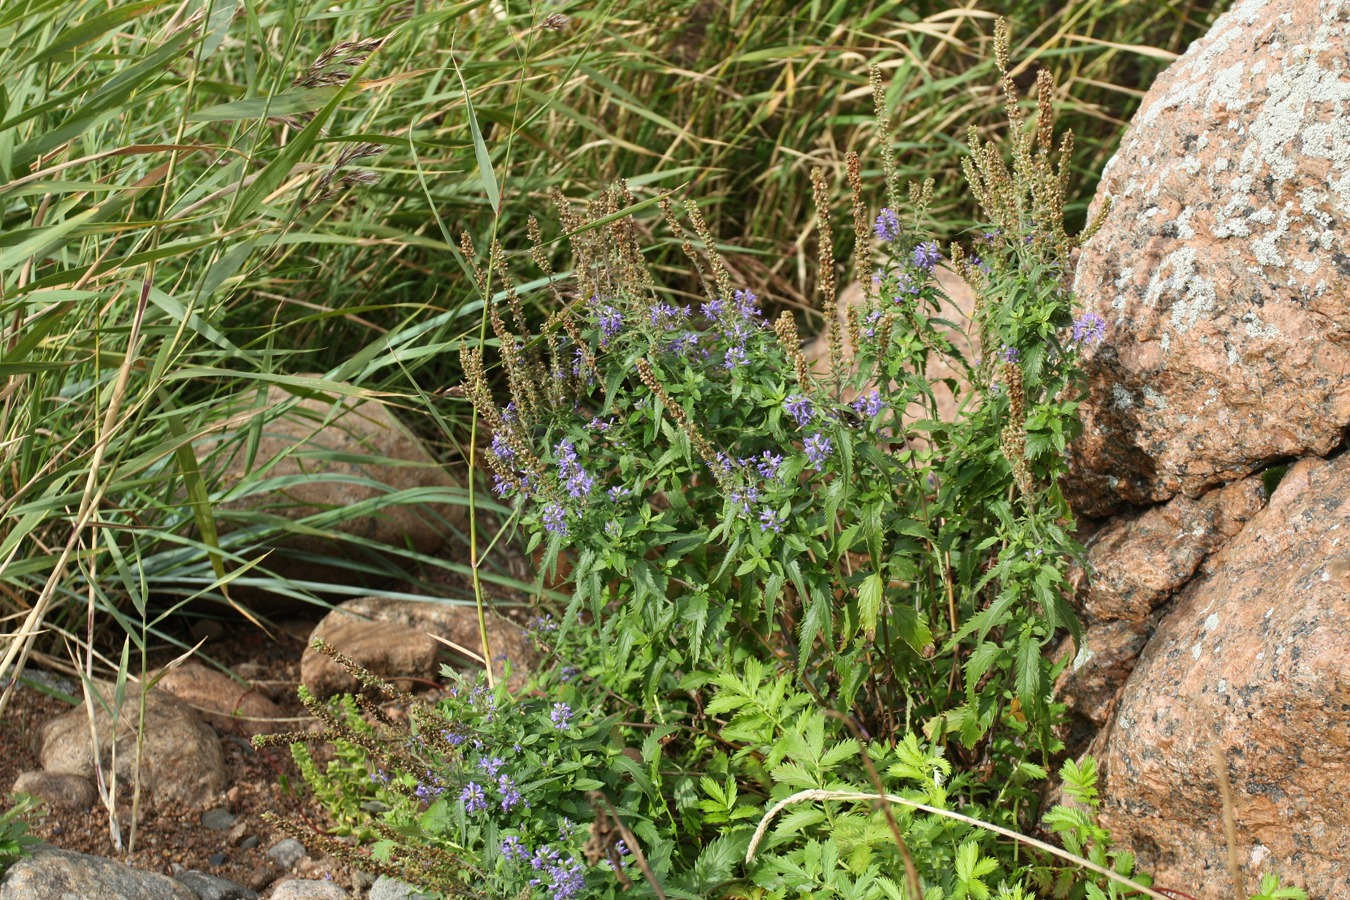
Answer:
[1067, 0, 1350, 516]
[1094, 453, 1350, 898]
[1055, 477, 1266, 726]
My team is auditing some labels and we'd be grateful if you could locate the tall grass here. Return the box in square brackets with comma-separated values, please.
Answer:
[0, 0, 1227, 700]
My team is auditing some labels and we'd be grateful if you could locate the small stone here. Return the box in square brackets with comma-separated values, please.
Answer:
[199, 807, 237, 831]
[245, 862, 280, 892]
[208, 852, 228, 867]
[369, 874, 434, 899]
[268, 879, 349, 900]
[174, 869, 259, 900]
[265, 837, 308, 869]
[239, 835, 259, 850]
[225, 820, 248, 846]
[11, 770, 96, 811]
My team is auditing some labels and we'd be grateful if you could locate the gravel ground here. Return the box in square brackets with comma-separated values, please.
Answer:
[0, 622, 369, 896]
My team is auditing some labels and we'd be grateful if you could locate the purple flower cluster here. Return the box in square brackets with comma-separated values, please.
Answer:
[803, 432, 833, 467]
[550, 702, 572, 730]
[700, 298, 725, 319]
[732, 288, 761, 319]
[784, 394, 814, 428]
[874, 208, 902, 243]
[724, 345, 748, 369]
[498, 774, 523, 812]
[850, 390, 884, 419]
[912, 240, 942, 272]
[529, 846, 586, 900]
[1072, 312, 1106, 345]
[526, 613, 558, 637]
[999, 345, 1021, 363]
[606, 485, 631, 501]
[759, 508, 783, 533]
[893, 270, 921, 300]
[730, 483, 761, 514]
[648, 302, 687, 330]
[459, 781, 488, 813]
[490, 432, 514, 461]
[667, 332, 700, 357]
[863, 310, 883, 339]
[542, 502, 567, 535]
[554, 440, 594, 498]
[597, 306, 623, 345]
[478, 756, 506, 777]
[756, 450, 783, 480]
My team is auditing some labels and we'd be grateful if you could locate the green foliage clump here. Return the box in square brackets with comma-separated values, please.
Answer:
[0, 794, 43, 877]
[279, 42, 1143, 900]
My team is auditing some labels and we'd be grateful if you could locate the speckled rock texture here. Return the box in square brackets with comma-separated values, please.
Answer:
[1068, 0, 1350, 516]
[1055, 477, 1266, 724]
[37, 681, 227, 809]
[301, 596, 537, 698]
[1096, 453, 1350, 897]
[0, 847, 196, 899]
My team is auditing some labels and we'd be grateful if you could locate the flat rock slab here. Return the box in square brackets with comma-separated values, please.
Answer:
[0, 847, 195, 899]
[37, 681, 226, 810]
[301, 596, 536, 698]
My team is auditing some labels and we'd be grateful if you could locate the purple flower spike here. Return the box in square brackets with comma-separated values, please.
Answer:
[1072, 312, 1106, 345]
[550, 702, 572, 729]
[874, 208, 902, 243]
[759, 508, 783, 533]
[803, 432, 833, 467]
[460, 782, 488, 813]
[912, 240, 942, 272]
[850, 390, 884, 419]
[542, 502, 568, 535]
[784, 394, 814, 428]
[598, 306, 623, 344]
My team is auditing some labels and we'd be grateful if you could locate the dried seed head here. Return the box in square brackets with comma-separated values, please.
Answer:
[660, 197, 716, 304]
[810, 167, 841, 390]
[775, 311, 812, 387]
[683, 199, 733, 301]
[635, 358, 733, 489]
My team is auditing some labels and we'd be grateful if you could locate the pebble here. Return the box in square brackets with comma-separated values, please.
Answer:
[269, 878, 349, 900]
[200, 807, 238, 831]
[369, 874, 433, 899]
[265, 837, 308, 869]
[246, 861, 281, 892]
[175, 868, 259, 900]
[208, 851, 228, 867]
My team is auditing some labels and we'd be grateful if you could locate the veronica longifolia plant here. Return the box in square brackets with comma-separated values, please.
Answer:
[464, 48, 1111, 788]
